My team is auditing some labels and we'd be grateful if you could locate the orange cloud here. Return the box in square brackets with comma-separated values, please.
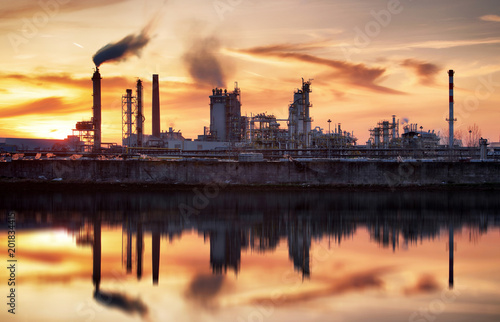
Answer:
[20, 249, 86, 264]
[232, 43, 404, 95]
[1, 72, 131, 92]
[480, 15, 500, 22]
[0, 97, 88, 118]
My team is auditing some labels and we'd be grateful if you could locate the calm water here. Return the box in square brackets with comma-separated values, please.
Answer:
[1, 189, 500, 322]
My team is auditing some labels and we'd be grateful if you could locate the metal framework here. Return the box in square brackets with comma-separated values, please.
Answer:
[122, 89, 137, 148]
[72, 121, 94, 152]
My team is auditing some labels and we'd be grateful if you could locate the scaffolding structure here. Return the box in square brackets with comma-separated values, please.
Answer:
[122, 89, 137, 147]
[72, 121, 94, 152]
[369, 116, 399, 148]
[247, 113, 288, 149]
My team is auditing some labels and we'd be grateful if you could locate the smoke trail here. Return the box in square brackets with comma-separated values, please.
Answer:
[92, 25, 152, 67]
[182, 36, 226, 87]
[184, 274, 224, 311]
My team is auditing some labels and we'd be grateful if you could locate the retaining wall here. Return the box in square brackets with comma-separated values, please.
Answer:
[0, 160, 499, 186]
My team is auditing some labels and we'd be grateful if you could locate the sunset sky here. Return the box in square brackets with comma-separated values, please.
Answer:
[1, 0, 499, 144]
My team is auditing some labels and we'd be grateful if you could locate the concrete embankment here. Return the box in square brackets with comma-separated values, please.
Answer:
[1, 159, 500, 187]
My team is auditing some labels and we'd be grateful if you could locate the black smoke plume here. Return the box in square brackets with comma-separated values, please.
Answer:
[182, 36, 226, 87]
[92, 25, 152, 67]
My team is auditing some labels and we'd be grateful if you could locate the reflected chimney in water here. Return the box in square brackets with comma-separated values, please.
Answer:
[126, 219, 132, 274]
[152, 230, 160, 285]
[92, 218, 101, 292]
[449, 225, 454, 289]
[136, 223, 143, 280]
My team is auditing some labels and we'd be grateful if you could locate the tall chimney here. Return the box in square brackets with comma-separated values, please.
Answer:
[152, 74, 160, 138]
[447, 70, 455, 149]
[92, 68, 102, 152]
[136, 79, 143, 147]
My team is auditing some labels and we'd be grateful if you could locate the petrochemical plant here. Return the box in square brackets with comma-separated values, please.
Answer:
[0, 68, 496, 160]
[72, 69, 358, 155]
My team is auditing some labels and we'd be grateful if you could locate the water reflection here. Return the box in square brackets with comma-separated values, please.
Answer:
[1, 189, 499, 321]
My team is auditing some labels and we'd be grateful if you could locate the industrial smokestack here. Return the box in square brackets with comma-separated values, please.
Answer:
[152, 74, 160, 138]
[92, 68, 102, 152]
[136, 79, 143, 147]
[447, 70, 456, 149]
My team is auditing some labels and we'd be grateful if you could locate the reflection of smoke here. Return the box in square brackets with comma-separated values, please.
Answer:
[403, 274, 440, 295]
[94, 290, 149, 318]
[92, 21, 155, 67]
[182, 36, 226, 87]
[184, 274, 224, 310]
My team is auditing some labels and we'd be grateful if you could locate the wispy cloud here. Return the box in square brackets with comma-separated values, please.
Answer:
[249, 267, 390, 307]
[232, 43, 404, 94]
[0, 0, 128, 19]
[0, 97, 87, 118]
[408, 38, 500, 49]
[1, 72, 131, 91]
[401, 59, 442, 86]
[480, 15, 500, 22]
